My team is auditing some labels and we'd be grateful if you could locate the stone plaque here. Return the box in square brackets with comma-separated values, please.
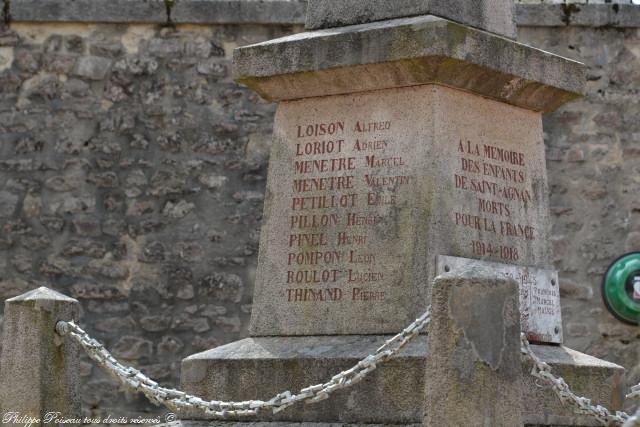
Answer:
[437, 255, 562, 344]
[250, 84, 552, 337]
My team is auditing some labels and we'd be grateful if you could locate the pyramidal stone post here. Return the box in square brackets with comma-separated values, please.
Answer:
[426, 269, 523, 426]
[180, 1, 626, 425]
[0, 287, 80, 426]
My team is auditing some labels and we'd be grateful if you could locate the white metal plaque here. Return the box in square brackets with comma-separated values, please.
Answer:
[436, 255, 562, 344]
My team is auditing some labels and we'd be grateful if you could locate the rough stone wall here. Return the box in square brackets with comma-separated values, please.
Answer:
[0, 21, 300, 418]
[517, 24, 640, 405]
[0, 1, 639, 420]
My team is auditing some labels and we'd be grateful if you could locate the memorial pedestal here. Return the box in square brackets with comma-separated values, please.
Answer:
[178, 4, 626, 426]
[233, 14, 582, 342]
[180, 338, 624, 426]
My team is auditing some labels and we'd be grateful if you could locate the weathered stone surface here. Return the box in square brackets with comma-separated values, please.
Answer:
[306, 0, 517, 39]
[0, 21, 288, 418]
[73, 56, 112, 80]
[425, 270, 523, 426]
[9, 0, 307, 24]
[10, 0, 165, 22]
[7, 2, 640, 29]
[516, 3, 640, 28]
[559, 278, 594, 301]
[234, 15, 584, 112]
[0, 287, 81, 424]
[163, 200, 196, 219]
[522, 345, 626, 427]
[112, 335, 154, 360]
[0, 191, 19, 217]
[180, 335, 624, 425]
[436, 256, 562, 344]
[182, 335, 425, 424]
[173, 0, 307, 25]
[251, 84, 551, 336]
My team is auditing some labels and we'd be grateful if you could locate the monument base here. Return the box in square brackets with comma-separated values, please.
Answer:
[180, 336, 625, 427]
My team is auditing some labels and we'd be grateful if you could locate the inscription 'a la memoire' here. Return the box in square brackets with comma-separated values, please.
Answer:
[459, 140, 527, 184]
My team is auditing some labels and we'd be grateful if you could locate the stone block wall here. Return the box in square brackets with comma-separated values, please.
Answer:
[519, 23, 640, 398]
[0, 8, 304, 417]
[515, 4, 640, 403]
[0, 0, 638, 419]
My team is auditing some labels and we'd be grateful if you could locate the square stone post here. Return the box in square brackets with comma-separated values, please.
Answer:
[425, 268, 523, 427]
[0, 287, 81, 426]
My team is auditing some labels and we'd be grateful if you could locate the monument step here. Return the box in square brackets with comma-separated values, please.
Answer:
[180, 336, 625, 427]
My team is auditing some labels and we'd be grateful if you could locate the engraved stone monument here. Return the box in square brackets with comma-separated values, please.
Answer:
[180, 0, 626, 425]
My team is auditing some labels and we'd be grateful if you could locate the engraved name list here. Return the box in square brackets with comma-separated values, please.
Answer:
[286, 119, 408, 306]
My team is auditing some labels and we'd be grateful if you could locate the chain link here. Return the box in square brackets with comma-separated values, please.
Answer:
[624, 410, 640, 427]
[520, 333, 629, 427]
[624, 385, 640, 427]
[56, 308, 431, 418]
[628, 384, 640, 401]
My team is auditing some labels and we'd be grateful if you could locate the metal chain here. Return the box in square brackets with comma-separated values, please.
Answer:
[520, 333, 629, 427]
[56, 308, 431, 418]
[58, 308, 638, 425]
[623, 386, 640, 427]
[624, 410, 640, 427]
[628, 384, 640, 400]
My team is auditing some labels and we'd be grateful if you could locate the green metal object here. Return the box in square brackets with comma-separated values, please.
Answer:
[602, 252, 640, 325]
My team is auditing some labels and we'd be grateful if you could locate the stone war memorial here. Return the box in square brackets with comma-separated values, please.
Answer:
[0, 1, 637, 427]
[178, 0, 625, 426]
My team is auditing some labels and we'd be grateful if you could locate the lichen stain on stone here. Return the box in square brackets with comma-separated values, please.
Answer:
[449, 283, 508, 371]
[406, 173, 436, 301]
[441, 21, 470, 53]
[451, 337, 480, 380]
[561, 4, 581, 26]
[182, 361, 208, 384]
[236, 76, 277, 102]
[164, 0, 176, 26]
[413, 55, 440, 76]
[120, 25, 157, 54]
[499, 77, 527, 100]
[41, 314, 67, 409]
[118, 235, 144, 295]
[0, 46, 13, 71]
[11, 22, 95, 44]
[2, 0, 10, 24]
